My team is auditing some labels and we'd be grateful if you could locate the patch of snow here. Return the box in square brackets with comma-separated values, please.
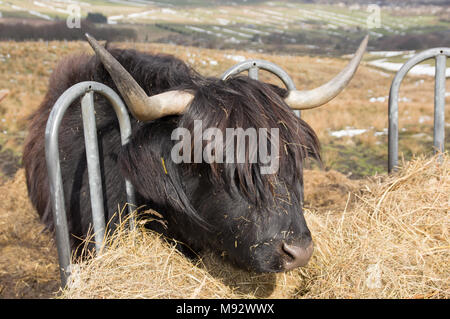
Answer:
[225, 37, 241, 44]
[127, 10, 155, 19]
[161, 8, 176, 15]
[369, 59, 450, 77]
[418, 115, 432, 124]
[370, 96, 387, 103]
[11, 5, 24, 10]
[239, 27, 269, 36]
[185, 26, 223, 38]
[262, 9, 284, 17]
[214, 26, 252, 39]
[370, 96, 410, 103]
[28, 10, 52, 20]
[217, 18, 230, 25]
[108, 0, 145, 6]
[329, 128, 368, 138]
[374, 128, 388, 137]
[402, 52, 417, 59]
[224, 54, 246, 62]
[399, 97, 411, 102]
[108, 15, 124, 21]
[369, 51, 413, 58]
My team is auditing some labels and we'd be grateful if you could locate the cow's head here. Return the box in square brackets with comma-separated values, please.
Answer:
[86, 34, 367, 272]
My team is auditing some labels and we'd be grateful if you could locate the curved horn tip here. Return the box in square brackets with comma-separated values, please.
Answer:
[85, 33, 97, 44]
[351, 34, 369, 59]
[285, 34, 369, 110]
[360, 34, 369, 50]
[363, 34, 369, 43]
[353, 34, 369, 63]
[85, 33, 99, 48]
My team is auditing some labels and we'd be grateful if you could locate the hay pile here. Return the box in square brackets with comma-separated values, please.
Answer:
[301, 154, 449, 298]
[61, 154, 449, 299]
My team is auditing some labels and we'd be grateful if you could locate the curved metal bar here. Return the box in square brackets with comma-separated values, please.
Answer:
[221, 59, 297, 91]
[388, 48, 450, 172]
[221, 59, 299, 118]
[45, 81, 135, 286]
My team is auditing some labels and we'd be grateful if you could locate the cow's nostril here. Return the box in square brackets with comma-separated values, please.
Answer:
[281, 243, 296, 261]
[282, 241, 314, 270]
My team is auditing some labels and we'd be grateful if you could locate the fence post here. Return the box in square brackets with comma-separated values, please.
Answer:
[434, 54, 447, 156]
[45, 81, 136, 286]
[388, 48, 449, 172]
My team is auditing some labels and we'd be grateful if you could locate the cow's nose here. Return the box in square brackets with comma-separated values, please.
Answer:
[282, 241, 314, 270]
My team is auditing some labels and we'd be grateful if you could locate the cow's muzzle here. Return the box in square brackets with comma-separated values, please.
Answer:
[282, 241, 314, 270]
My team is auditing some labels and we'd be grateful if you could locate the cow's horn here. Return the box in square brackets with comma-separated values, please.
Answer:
[85, 33, 194, 121]
[285, 35, 368, 110]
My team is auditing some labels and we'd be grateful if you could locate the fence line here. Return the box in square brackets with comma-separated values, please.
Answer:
[388, 48, 449, 172]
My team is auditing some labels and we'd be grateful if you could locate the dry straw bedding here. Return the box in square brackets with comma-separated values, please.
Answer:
[60, 154, 449, 299]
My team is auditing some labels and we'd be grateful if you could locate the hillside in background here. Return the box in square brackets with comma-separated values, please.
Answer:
[307, 0, 450, 5]
[0, 0, 449, 56]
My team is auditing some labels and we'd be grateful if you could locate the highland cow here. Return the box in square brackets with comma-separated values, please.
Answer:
[23, 35, 367, 272]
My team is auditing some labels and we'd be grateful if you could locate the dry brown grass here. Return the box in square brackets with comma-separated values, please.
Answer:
[301, 154, 449, 298]
[60, 154, 449, 299]
[0, 170, 59, 298]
